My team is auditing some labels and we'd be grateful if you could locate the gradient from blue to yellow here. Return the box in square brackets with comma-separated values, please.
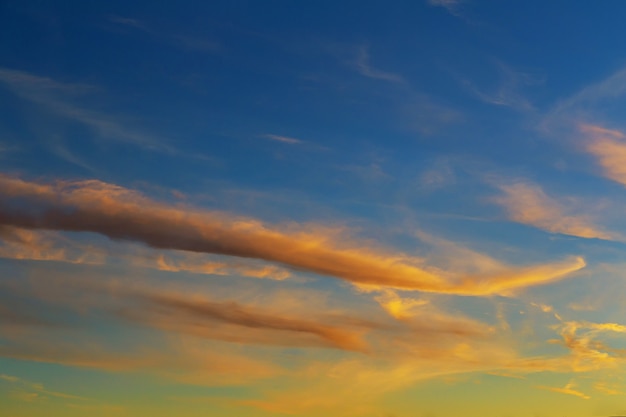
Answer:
[2, 1, 626, 416]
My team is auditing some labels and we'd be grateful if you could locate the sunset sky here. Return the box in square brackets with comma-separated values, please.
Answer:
[3, 1, 626, 416]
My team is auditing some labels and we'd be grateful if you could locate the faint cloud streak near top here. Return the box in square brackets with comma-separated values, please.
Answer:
[427, 0, 465, 16]
[261, 134, 305, 145]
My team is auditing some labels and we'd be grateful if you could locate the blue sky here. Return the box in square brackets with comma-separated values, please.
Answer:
[3, 1, 626, 416]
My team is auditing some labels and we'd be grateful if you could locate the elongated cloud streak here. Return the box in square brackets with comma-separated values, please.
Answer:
[0, 225, 290, 280]
[496, 181, 614, 240]
[0, 374, 89, 401]
[0, 175, 585, 294]
[537, 381, 591, 400]
[261, 134, 304, 145]
[0, 340, 281, 386]
[124, 292, 372, 351]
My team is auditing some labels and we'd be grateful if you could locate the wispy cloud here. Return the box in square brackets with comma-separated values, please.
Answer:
[121, 290, 375, 351]
[373, 290, 494, 339]
[542, 65, 626, 134]
[0, 174, 585, 295]
[550, 66, 626, 119]
[46, 136, 98, 173]
[549, 319, 626, 373]
[403, 92, 463, 135]
[261, 134, 305, 145]
[0, 338, 281, 386]
[353, 45, 404, 83]
[427, 0, 465, 17]
[107, 15, 221, 53]
[413, 231, 585, 297]
[0, 374, 90, 401]
[418, 157, 456, 190]
[580, 124, 626, 187]
[460, 61, 540, 111]
[495, 181, 616, 240]
[108, 15, 149, 31]
[0, 226, 105, 265]
[340, 162, 391, 182]
[594, 380, 624, 395]
[537, 380, 591, 400]
[146, 253, 291, 280]
[0, 68, 185, 155]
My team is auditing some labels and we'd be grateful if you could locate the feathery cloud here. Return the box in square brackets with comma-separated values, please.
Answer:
[549, 319, 626, 373]
[0, 340, 281, 386]
[261, 134, 305, 145]
[121, 290, 374, 351]
[542, 65, 626, 135]
[580, 124, 626, 187]
[548, 66, 626, 122]
[353, 45, 404, 83]
[0, 226, 105, 265]
[460, 61, 540, 111]
[537, 381, 591, 400]
[0, 374, 90, 401]
[427, 0, 465, 17]
[0, 68, 183, 155]
[495, 181, 615, 240]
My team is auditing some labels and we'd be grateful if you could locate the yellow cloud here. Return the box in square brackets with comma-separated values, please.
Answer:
[537, 381, 591, 400]
[593, 380, 623, 395]
[548, 319, 626, 373]
[374, 290, 429, 319]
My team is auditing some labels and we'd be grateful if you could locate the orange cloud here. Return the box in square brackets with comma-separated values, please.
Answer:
[4, 269, 620, 412]
[0, 225, 291, 280]
[495, 182, 615, 240]
[0, 175, 585, 295]
[0, 337, 281, 386]
[373, 290, 494, 338]
[0, 226, 104, 264]
[581, 123, 626, 186]
[1, 273, 378, 352]
[123, 291, 374, 351]
[149, 253, 291, 280]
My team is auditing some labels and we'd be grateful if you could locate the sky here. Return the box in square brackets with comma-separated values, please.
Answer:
[2, 1, 626, 416]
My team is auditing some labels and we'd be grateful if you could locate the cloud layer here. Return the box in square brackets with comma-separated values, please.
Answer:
[0, 174, 585, 295]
